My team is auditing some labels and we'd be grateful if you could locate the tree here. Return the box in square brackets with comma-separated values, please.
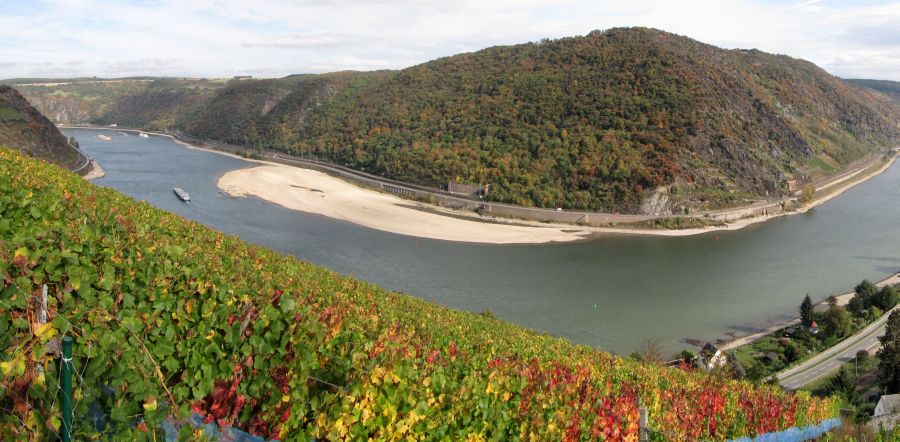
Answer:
[827, 295, 838, 308]
[746, 361, 768, 382]
[783, 343, 801, 363]
[853, 280, 878, 310]
[877, 310, 900, 394]
[873, 285, 898, 311]
[822, 306, 852, 338]
[824, 365, 858, 404]
[800, 294, 814, 326]
[632, 338, 665, 364]
[799, 184, 815, 204]
[847, 295, 865, 315]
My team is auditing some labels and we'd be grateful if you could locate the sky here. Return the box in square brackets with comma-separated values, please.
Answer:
[1, 0, 899, 80]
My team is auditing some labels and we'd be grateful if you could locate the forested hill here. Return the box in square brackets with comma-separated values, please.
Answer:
[845, 79, 900, 108]
[0, 85, 80, 170]
[12, 28, 900, 213]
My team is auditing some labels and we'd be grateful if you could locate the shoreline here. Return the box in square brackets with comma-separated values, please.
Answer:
[58, 125, 898, 243]
[82, 159, 105, 180]
[718, 271, 900, 352]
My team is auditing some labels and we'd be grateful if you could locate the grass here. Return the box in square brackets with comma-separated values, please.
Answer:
[808, 156, 837, 173]
[0, 107, 24, 122]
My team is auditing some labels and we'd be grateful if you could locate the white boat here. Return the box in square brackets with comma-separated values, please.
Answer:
[117, 132, 128, 136]
[173, 187, 190, 202]
[97, 134, 111, 141]
[139, 132, 150, 138]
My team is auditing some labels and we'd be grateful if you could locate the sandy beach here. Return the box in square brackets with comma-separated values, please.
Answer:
[62, 125, 898, 244]
[218, 165, 596, 244]
[82, 160, 105, 180]
[216, 152, 895, 244]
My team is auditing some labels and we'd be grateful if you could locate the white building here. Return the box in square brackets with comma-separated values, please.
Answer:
[871, 394, 900, 431]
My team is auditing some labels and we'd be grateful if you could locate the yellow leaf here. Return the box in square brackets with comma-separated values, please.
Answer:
[143, 399, 158, 411]
[32, 322, 56, 342]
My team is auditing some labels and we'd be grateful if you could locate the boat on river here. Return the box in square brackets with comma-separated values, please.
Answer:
[97, 134, 111, 141]
[173, 187, 190, 202]
[139, 132, 150, 138]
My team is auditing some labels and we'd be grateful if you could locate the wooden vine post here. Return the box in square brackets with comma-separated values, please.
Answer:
[60, 336, 74, 442]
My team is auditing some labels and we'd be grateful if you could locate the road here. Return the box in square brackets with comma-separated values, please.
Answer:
[777, 306, 897, 390]
[65, 134, 91, 174]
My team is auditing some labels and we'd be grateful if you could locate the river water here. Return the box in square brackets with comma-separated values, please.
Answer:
[66, 128, 900, 355]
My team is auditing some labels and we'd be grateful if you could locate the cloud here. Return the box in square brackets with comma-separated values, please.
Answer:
[243, 34, 347, 48]
[0, 0, 899, 80]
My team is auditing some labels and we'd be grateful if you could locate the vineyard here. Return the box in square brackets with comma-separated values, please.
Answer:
[0, 146, 840, 440]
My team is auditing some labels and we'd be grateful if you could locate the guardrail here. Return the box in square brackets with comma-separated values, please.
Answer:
[65, 135, 91, 174]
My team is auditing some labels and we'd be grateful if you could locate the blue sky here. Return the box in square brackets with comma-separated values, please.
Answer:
[1, 0, 899, 80]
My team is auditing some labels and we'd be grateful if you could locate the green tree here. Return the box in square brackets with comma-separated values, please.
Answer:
[854, 280, 878, 310]
[783, 343, 801, 363]
[822, 306, 853, 338]
[877, 310, 900, 394]
[800, 294, 814, 326]
[873, 285, 898, 311]
[848, 295, 865, 315]
[824, 365, 859, 404]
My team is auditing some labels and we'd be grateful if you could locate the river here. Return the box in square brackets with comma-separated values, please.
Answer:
[66, 128, 900, 355]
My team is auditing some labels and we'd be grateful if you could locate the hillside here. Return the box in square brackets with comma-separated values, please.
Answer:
[0, 85, 81, 170]
[845, 78, 900, 109]
[11, 28, 900, 213]
[0, 147, 839, 440]
[9, 78, 226, 129]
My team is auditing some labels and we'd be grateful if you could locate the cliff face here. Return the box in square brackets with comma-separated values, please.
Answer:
[0, 85, 80, 170]
[10, 29, 900, 212]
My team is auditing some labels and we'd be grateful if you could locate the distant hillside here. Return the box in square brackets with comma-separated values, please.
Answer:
[0, 85, 80, 170]
[845, 78, 900, 108]
[11, 78, 226, 129]
[13, 28, 900, 213]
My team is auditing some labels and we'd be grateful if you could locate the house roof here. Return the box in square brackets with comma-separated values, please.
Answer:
[878, 394, 900, 415]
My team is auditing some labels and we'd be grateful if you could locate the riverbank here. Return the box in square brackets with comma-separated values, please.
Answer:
[216, 153, 896, 243]
[59, 125, 898, 243]
[718, 271, 900, 352]
[219, 165, 597, 244]
[82, 159, 105, 180]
